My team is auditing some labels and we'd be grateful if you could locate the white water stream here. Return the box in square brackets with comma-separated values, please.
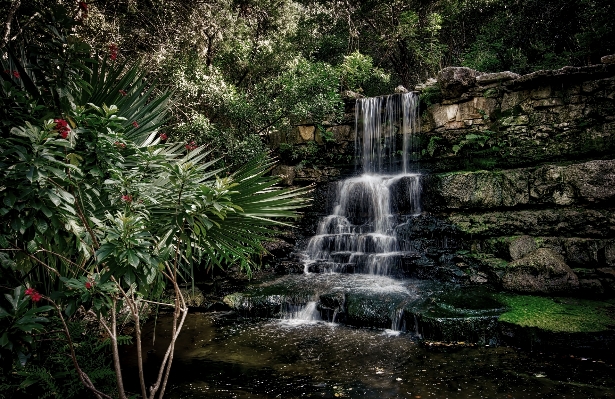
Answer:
[301, 92, 421, 278]
[288, 93, 421, 326]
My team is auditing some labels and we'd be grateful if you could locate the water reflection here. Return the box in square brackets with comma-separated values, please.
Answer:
[122, 313, 615, 398]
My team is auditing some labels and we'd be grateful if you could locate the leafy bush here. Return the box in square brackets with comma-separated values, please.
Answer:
[338, 51, 391, 96]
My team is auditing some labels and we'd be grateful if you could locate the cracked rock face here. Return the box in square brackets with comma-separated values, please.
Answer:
[501, 248, 579, 294]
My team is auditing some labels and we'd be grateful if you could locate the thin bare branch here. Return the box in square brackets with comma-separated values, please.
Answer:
[140, 298, 175, 308]
[46, 297, 113, 399]
[1, 0, 20, 49]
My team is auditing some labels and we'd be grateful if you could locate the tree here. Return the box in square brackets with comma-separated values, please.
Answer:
[1, 4, 308, 398]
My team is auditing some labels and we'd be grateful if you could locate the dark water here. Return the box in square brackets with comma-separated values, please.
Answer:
[122, 313, 615, 399]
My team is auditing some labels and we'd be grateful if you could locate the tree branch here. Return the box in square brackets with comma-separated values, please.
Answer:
[46, 297, 113, 399]
[1, 0, 21, 49]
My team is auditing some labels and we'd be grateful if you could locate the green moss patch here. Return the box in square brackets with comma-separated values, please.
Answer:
[497, 294, 615, 333]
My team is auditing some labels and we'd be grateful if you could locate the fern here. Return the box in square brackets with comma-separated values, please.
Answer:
[16, 365, 58, 397]
[0, 318, 118, 398]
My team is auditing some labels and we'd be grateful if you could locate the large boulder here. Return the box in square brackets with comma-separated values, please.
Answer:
[501, 248, 579, 294]
[272, 164, 296, 185]
[437, 67, 482, 99]
[531, 160, 615, 206]
[508, 235, 537, 261]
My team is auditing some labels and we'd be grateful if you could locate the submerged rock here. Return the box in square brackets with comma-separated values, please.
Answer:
[501, 248, 579, 294]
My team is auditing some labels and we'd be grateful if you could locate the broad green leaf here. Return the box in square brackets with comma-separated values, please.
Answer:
[3, 193, 16, 207]
[126, 250, 139, 268]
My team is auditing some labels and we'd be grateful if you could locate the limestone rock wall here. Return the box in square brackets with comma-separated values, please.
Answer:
[419, 61, 615, 297]
[420, 64, 615, 173]
[270, 57, 615, 297]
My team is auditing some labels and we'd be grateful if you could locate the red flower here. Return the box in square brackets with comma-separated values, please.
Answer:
[119, 89, 127, 96]
[160, 133, 168, 141]
[79, 1, 88, 11]
[85, 282, 92, 289]
[121, 195, 133, 202]
[185, 141, 198, 151]
[132, 121, 139, 128]
[12, 70, 20, 79]
[54, 118, 70, 139]
[114, 141, 126, 148]
[109, 43, 118, 61]
[25, 288, 42, 302]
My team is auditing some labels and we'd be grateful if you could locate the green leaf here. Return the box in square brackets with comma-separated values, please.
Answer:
[47, 191, 62, 206]
[26, 166, 38, 182]
[124, 270, 135, 286]
[40, 205, 52, 218]
[126, 250, 139, 267]
[3, 193, 16, 207]
[96, 243, 116, 263]
[0, 332, 9, 347]
[27, 240, 38, 253]
[35, 220, 48, 234]
[66, 153, 83, 166]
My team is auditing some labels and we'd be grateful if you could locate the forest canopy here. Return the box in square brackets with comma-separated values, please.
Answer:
[3, 0, 613, 167]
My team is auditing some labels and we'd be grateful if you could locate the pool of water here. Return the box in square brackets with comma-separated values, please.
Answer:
[122, 313, 615, 399]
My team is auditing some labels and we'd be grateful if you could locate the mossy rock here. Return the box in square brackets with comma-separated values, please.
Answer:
[431, 286, 507, 317]
[223, 280, 315, 317]
[345, 291, 408, 329]
[496, 294, 615, 333]
[180, 287, 206, 307]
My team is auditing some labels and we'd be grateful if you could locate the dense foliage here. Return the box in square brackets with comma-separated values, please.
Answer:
[0, 3, 308, 398]
[5, 0, 611, 160]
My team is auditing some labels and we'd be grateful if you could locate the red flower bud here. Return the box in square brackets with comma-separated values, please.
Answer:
[160, 133, 168, 141]
[119, 89, 127, 96]
[185, 141, 198, 151]
[109, 43, 118, 61]
[121, 195, 133, 202]
[132, 121, 139, 128]
[85, 282, 92, 289]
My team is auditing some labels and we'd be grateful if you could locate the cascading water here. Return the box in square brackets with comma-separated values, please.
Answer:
[281, 301, 321, 325]
[302, 92, 422, 276]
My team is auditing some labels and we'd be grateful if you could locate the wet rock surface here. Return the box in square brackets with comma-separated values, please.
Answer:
[500, 248, 579, 294]
[220, 274, 615, 353]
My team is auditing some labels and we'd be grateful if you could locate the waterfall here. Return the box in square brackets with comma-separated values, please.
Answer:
[355, 92, 420, 174]
[303, 92, 421, 276]
[280, 301, 322, 325]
